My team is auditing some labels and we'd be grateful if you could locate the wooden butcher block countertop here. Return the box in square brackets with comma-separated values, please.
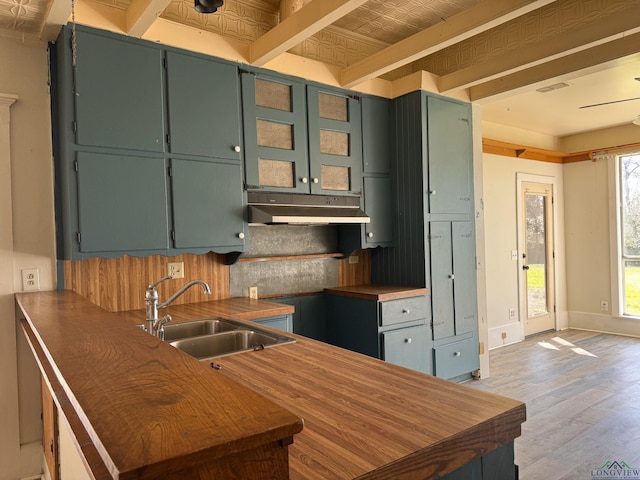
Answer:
[17, 290, 525, 480]
[324, 284, 429, 301]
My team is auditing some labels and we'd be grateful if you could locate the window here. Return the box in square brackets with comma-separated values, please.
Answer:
[618, 153, 640, 316]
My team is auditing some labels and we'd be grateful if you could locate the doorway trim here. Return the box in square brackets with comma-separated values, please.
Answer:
[516, 173, 559, 337]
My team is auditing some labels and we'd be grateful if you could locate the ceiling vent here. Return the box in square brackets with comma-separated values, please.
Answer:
[536, 82, 570, 93]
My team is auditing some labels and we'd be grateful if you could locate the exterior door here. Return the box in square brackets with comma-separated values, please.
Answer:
[521, 181, 556, 335]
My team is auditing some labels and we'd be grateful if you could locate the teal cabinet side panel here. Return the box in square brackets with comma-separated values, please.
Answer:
[361, 95, 391, 174]
[325, 295, 379, 358]
[453, 221, 477, 336]
[430, 222, 455, 340]
[436, 458, 482, 480]
[74, 30, 165, 152]
[241, 72, 309, 193]
[307, 85, 362, 196]
[166, 52, 241, 159]
[171, 159, 246, 250]
[255, 315, 292, 333]
[382, 325, 432, 374]
[481, 443, 516, 480]
[426, 96, 472, 216]
[76, 152, 169, 253]
[363, 176, 393, 246]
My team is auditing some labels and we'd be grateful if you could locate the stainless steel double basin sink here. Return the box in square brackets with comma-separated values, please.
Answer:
[162, 318, 295, 360]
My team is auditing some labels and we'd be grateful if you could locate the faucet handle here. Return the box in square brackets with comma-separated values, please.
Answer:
[157, 314, 172, 341]
[148, 275, 173, 290]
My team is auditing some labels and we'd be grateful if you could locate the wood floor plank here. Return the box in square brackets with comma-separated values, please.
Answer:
[468, 329, 640, 480]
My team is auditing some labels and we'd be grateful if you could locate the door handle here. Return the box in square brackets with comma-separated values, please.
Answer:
[522, 265, 530, 270]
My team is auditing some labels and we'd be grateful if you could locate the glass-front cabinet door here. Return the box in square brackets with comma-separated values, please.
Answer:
[241, 72, 309, 193]
[307, 85, 362, 196]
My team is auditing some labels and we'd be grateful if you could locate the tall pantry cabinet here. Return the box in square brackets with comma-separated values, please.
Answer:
[372, 91, 479, 381]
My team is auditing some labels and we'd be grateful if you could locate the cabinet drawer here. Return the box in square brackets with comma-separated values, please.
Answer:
[382, 325, 432, 375]
[433, 337, 479, 380]
[379, 296, 428, 326]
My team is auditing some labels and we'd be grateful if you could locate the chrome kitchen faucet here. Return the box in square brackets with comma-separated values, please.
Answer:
[145, 276, 211, 339]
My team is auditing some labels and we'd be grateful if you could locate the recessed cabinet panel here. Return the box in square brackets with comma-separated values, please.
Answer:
[426, 96, 472, 216]
[257, 120, 293, 149]
[171, 159, 245, 249]
[382, 325, 432, 374]
[76, 152, 169, 253]
[255, 79, 292, 111]
[320, 165, 350, 191]
[259, 159, 295, 188]
[453, 221, 477, 336]
[74, 30, 165, 152]
[362, 96, 391, 174]
[166, 52, 241, 159]
[430, 222, 455, 340]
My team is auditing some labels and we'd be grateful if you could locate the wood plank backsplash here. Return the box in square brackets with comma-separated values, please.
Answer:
[64, 249, 370, 312]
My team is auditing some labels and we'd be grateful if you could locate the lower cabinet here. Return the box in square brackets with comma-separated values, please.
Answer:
[274, 294, 326, 342]
[253, 314, 293, 333]
[436, 443, 517, 480]
[325, 292, 433, 375]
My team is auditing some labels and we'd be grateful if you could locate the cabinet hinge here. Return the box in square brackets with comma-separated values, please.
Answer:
[166, 133, 170, 146]
[76, 232, 81, 245]
[73, 160, 78, 172]
[168, 166, 172, 177]
[72, 121, 77, 134]
[170, 230, 175, 241]
[163, 57, 168, 69]
[50, 440, 54, 454]
[239, 68, 256, 76]
[348, 94, 361, 101]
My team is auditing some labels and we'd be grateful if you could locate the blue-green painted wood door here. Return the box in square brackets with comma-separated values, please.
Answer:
[430, 222, 455, 340]
[453, 221, 477, 336]
[76, 152, 169, 253]
[166, 52, 242, 160]
[382, 324, 432, 374]
[170, 159, 246, 250]
[73, 30, 165, 152]
[361, 96, 391, 174]
[363, 176, 393, 246]
[426, 96, 472, 215]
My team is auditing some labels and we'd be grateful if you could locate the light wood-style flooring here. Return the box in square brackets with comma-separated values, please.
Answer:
[468, 329, 640, 479]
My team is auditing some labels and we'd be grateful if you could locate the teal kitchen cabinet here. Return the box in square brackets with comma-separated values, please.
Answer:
[371, 91, 479, 381]
[73, 28, 165, 153]
[170, 159, 246, 250]
[165, 52, 242, 160]
[361, 95, 391, 175]
[242, 74, 362, 196]
[426, 96, 473, 218]
[253, 314, 293, 333]
[52, 25, 247, 259]
[306, 84, 362, 196]
[273, 294, 326, 342]
[241, 71, 309, 193]
[325, 289, 433, 375]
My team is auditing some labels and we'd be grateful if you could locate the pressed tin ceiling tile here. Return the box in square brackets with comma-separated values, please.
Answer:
[0, 0, 49, 33]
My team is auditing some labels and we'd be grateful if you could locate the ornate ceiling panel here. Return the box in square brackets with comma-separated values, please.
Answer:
[0, 0, 49, 33]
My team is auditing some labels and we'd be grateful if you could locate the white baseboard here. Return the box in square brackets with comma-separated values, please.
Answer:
[568, 311, 640, 338]
[488, 322, 524, 350]
[20, 441, 43, 480]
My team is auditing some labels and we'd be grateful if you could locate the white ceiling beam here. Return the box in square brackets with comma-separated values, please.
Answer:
[469, 32, 640, 101]
[249, 0, 369, 66]
[126, 0, 174, 37]
[339, 0, 557, 89]
[439, 3, 640, 93]
[40, 0, 72, 41]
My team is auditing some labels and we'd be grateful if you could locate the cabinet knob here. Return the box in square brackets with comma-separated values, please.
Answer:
[453, 351, 461, 357]
[367, 232, 374, 238]
[233, 145, 241, 153]
[429, 189, 437, 195]
[301, 177, 308, 184]
[448, 274, 455, 279]
[312, 177, 319, 184]
[238, 232, 245, 239]
[405, 338, 412, 344]
[402, 309, 410, 314]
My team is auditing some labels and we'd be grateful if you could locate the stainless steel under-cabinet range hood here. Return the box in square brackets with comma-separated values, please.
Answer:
[248, 192, 370, 225]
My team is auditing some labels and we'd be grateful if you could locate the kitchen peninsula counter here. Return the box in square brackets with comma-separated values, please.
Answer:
[17, 291, 526, 480]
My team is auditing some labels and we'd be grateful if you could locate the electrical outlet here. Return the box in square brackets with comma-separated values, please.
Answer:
[348, 255, 359, 264]
[22, 268, 40, 291]
[501, 332, 508, 339]
[600, 301, 609, 311]
[509, 308, 516, 319]
[167, 262, 184, 279]
[249, 286, 258, 299]
[511, 250, 518, 261]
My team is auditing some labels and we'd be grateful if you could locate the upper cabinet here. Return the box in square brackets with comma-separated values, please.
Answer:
[52, 26, 246, 259]
[165, 52, 242, 160]
[73, 30, 165, 152]
[242, 73, 362, 196]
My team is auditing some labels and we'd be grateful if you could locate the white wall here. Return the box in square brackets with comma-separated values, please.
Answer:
[482, 153, 567, 349]
[0, 36, 57, 479]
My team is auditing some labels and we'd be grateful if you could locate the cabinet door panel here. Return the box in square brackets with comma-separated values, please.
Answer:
[171, 159, 246, 249]
[76, 152, 169, 253]
[307, 86, 362, 195]
[363, 176, 393, 246]
[362, 96, 391, 174]
[166, 52, 241, 159]
[426, 96, 472, 215]
[433, 336, 479, 380]
[242, 73, 309, 193]
[453, 221, 477, 336]
[383, 325, 432, 374]
[74, 31, 164, 152]
[430, 222, 454, 339]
